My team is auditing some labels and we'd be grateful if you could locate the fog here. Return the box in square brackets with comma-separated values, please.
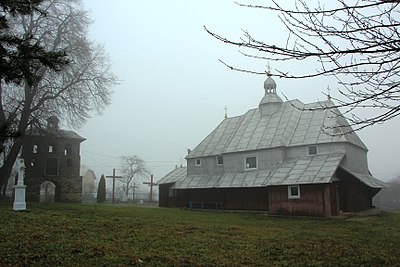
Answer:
[80, 0, 400, 182]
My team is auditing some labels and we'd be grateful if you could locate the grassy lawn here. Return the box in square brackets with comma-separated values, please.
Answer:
[0, 202, 399, 266]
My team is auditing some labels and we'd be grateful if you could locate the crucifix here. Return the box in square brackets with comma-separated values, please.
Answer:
[143, 174, 156, 202]
[106, 168, 123, 203]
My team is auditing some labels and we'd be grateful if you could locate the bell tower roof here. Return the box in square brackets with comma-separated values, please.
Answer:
[264, 73, 277, 93]
[259, 72, 283, 107]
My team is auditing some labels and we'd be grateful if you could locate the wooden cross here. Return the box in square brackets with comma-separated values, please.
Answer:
[106, 168, 123, 203]
[143, 174, 156, 202]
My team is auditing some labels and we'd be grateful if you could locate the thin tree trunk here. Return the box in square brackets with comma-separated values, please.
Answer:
[0, 139, 22, 198]
[0, 82, 33, 198]
[125, 178, 131, 202]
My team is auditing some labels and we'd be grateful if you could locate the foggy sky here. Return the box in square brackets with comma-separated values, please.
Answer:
[79, 0, 400, 183]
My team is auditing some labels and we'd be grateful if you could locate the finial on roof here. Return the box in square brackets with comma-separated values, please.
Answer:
[266, 62, 272, 77]
[264, 65, 277, 94]
[224, 106, 228, 119]
[327, 86, 331, 100]
[259, 62, 283, 116]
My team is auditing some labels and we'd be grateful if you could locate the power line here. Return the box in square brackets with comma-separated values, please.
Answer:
[82, 149, 119, 159]
[81, 151, 113, 167]
[81, 149, 180, 163]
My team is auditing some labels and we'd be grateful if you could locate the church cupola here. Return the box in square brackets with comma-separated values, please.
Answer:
[259, 72, 283, 116]
[264, 75, 277, 94]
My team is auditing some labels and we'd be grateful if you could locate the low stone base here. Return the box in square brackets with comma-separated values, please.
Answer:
[13, 202, 27, 211]
[13, 185, 27, 211]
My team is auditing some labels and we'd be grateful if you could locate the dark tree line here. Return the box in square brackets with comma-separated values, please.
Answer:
[206, 0, 400, 133]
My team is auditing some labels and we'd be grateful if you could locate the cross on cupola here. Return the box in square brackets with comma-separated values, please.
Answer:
[264, 63, 277, 94]
[267, 62, 272, 76]
[327, 85, 332, 100]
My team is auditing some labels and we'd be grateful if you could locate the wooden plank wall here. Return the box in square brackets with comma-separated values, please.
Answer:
[268, 184, 335, 217]
[172, 187, 269, 210]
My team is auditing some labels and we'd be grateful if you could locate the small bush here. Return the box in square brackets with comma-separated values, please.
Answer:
[96, 175, 106, 203]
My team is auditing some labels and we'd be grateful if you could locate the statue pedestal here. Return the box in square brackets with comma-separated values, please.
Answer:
[13, 185, 27, 211]
[13, 158, 27, 211]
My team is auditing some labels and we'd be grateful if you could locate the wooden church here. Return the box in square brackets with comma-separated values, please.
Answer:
[157, 74, 385, 216]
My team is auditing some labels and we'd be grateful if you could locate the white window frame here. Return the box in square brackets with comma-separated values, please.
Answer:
[216, 156, 223, 166]
[308, 145, 318, 156]
[244, 155, 258, 170]
[195, 158, 201, 166]
[288, 185, 300, 199]
[64, 144, 71, 156]
[168, 187, 176, 197]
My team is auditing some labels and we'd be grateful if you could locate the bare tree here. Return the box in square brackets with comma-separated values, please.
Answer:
[205, 0, 400, 133]
[0, 0, 117, 193]
[0, 0, 68, 153]
[388, 174, 400, 185]
[120, 155, 149, 202]
[374, 173, 400, 210]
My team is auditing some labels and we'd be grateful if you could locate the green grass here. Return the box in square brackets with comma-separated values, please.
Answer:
[0, 202, 399, 266]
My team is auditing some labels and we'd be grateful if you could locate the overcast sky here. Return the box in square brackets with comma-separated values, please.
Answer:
[79, 0, 399, 184]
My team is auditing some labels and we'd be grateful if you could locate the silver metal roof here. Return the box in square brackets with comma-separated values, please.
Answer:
[171, 152, 345, 189]
[340, 166, 386, 188]
[186, 100, 366, 159]
[158, 154, 385, 189]
[156, 166, 187, 184]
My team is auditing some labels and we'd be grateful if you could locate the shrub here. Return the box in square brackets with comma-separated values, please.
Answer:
[97, 175, 106, 203]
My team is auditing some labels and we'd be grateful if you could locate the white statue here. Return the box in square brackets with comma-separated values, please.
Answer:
[13, 158, 27, 211]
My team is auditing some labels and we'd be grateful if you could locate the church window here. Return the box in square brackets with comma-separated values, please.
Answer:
[64, 144, 72, 156]
[48, 145, 53, 153]
[45, 158, 59, 176]
[33, 145, 38, 154]
[195, 159, 201, 166]
[288, 185, 300, 199]
[168, 187, 176, 197]
[308, 145, 318, 156]
[217, 156, 223, 165]
[245, 156, 257, 170]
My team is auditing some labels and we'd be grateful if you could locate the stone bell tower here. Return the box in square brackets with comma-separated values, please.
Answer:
[22, 116, 85, 202]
